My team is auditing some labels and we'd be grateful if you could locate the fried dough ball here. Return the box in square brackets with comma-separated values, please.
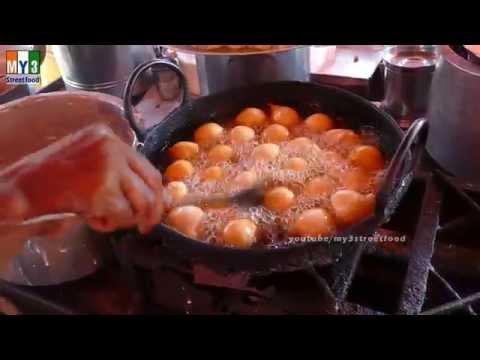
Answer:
[208, 144, 234, 163]
[169, 141, 199, 160]
[235, 107, 267, 127]
[202, 166, 224, 181]
[283, 157, 307, 172]
[285, 137, 315, 153]
[264, 186, 295, 211]
[290, 208, 335, 237]
[330, 190, 375, 226]
[348, 145, 385, 172]
[165, 181, 188, 205]
[230, 125, 255, 144]
[317, 150, 348, 179]
[305, 113, 334, 133]
[166, 206, 205, 239]
[252, 143, 280, 162]
[194, 123, 224, 148]
[305, 176, 336, 197]
[341, 167, 373, 193]
[261, 124, 290, 143]
[223, 219, 257, 249]
[165, 160, 194, 182]
[322, 129, 361, 148]
[270, 104, 301, 128]
[232, 171, 258, 191]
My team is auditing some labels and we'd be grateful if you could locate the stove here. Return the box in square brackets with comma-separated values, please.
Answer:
[2, 78, 480, 316]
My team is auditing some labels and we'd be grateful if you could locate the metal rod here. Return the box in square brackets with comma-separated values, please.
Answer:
[368, 238, 480, 279]
[434, 170, 480, 214]
[438, 213, 479, 234]
[429, 266, 476, 315]
[305, 266, 337, 306]
[420, 291, 480, 315]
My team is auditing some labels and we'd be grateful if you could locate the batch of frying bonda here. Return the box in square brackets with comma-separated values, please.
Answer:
[162, 104, 386, 249]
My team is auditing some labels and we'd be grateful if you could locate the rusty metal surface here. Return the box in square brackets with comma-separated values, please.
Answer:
[420, 291, 480, 315]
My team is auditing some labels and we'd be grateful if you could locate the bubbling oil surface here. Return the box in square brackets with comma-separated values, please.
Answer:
[162, 113, 386, 249]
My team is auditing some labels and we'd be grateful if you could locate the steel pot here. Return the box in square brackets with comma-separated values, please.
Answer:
[380, 45, 439, 123]
[164, 45, 310, 96]
[426, 45, 480, 191]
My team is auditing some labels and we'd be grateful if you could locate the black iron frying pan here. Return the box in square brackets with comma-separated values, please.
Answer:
[121, 59, 428, 273]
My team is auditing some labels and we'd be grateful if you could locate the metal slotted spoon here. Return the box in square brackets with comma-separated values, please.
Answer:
[178, 182, 268, 209]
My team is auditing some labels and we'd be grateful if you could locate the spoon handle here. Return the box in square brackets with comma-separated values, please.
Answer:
[179, 194, 232, 208]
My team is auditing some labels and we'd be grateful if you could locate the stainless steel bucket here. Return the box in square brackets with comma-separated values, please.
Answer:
[52, 45, 158, 97]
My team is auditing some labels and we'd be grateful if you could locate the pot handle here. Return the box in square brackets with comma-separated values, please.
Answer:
[123, 59, 189, 143]
[375, 117, 429, 221]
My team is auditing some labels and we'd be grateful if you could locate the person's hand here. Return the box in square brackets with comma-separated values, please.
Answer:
[0, 125, 164, 234]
